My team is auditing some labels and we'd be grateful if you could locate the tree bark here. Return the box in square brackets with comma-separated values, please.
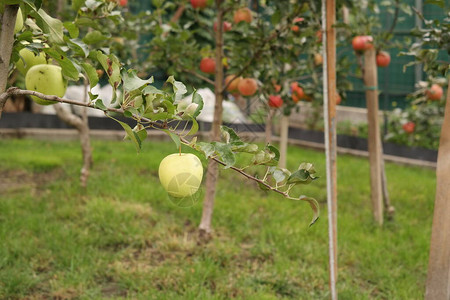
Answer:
[278, 114, 289, 168]
[425, 79, 450, 299]
[198, 0, 224, 237]
[0, 5, 19, 117]
[265, 109, 273, 144]
[53, 81, 92, 188]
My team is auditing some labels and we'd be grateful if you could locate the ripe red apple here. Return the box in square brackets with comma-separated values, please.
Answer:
[290, 82, 304, 102]
[237, 78, 257, 96]
[214, 21, 232, 32]
[199, 57, 215, 74]
[268, 95, 283, 108]
[376, 51, 391, 67]
[352, 35, 373, 51]
[402, 121, 415, 134]
[191, 0, 207, 9]
[233, 7, 252, 24]
[291, 25, 300, 32]
[426, 84, 443, 101]
[224, 75, 241, 92]
[119, 0, 127, 6]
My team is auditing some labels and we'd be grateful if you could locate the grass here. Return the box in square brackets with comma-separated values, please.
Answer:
[0, 138, 435, 299]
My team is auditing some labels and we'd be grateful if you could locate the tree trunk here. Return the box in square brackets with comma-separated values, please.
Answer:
[265, 109, 273, 144]
[53, 81, 92, 188]
[278, 114, 289, 168]
[198, 0, 224, 237]
[0, 5, 19, 117]
[425, 79, 450, 299]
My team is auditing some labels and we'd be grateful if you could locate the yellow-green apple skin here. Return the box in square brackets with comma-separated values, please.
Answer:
[16, 47, 48, 75]
[14, 8, 23, 34]
[25, 65, 68, 105]
[158, 153, 203, 198]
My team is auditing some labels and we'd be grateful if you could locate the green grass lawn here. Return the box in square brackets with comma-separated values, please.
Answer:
[0, 138, 435, 299]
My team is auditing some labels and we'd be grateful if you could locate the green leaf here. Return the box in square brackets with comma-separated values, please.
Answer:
[72, 0, 85, 11]
[298, 196, 320, 227]
[143, 85, 165, 95]
[81, 63, 99, 88]
[257, 180, 271, 191]
[191, 89, 203, 118]
[66, 38, 89, 57]
[85, 0, 103, 10]
[166, 75, 187, 99]
[197, 142, 215, 158]
[134, 124, 147, 142]
[213, 142, 236, 168]
[121, 69, 154, 92]
[221, 126, 241, 144]
[45, 48, 80, 80]
[63, 21, 79, 39]
[116, 119, 142, 152]
[163, 130, 181, 150]
[83, 30, 108, 44]
[270, 167, 290, 183]
[95, 51, 121, 87]
[187, 118, 199, 136]
[231, 143, 259, 153]
[267, 145, 280, 162]
[31, 8, 64, 44]
[92, 98, 107, 110]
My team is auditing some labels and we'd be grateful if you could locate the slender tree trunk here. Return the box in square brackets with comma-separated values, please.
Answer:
[53, 81, 92, 188]
[425, 79, 450, 299]
[279, 114, 289, 168]
[265, 109, 273, 144]
[198, 0, 224, 236]
[0, 5, 19, 117]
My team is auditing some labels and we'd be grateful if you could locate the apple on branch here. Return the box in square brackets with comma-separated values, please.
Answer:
[159, 153, 203, 198]
[25, 65, 68, 105]
[237, 78, 257, 96]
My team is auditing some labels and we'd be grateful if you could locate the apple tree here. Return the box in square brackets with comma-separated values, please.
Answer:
[0, 0, 320, 237]
[394, 4, 448, 297]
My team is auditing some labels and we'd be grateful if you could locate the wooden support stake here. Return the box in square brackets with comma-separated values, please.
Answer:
[279, 115, 289, 169]
[425, 79, 450, 299]
[363, 48, 383, 226]
[322, 0, 338, 298]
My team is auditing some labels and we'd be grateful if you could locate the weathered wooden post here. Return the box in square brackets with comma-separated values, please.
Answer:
[278, 115, 289, 168]
[322, 0, 338, 298]
[425, 80, 450, 299]
[363, 48, 384, 225]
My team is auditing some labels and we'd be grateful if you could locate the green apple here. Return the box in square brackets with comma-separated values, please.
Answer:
[14, 8, 23, 34]
[158, 153, 203, 198]
[25, 64, 68, 105]
[16, 43, 48, 75]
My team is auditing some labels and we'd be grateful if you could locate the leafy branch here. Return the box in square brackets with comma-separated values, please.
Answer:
[0, 85, 320, 226]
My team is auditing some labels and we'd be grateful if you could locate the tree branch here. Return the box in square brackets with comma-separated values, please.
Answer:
[181, 67, 215, 85]
[0, 87, 293, 197]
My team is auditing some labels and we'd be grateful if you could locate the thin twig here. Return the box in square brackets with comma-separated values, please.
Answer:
[181, 67, 215, 85]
